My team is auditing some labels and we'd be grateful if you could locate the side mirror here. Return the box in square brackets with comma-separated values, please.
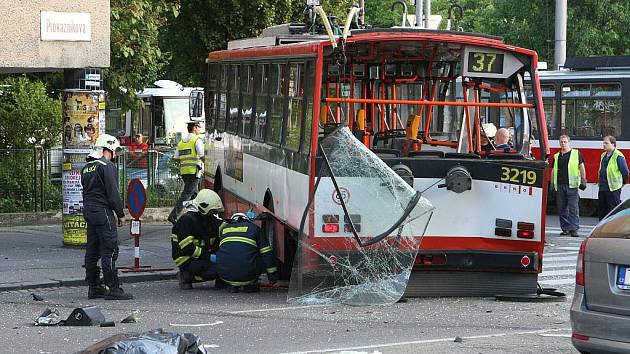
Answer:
[189, 90, 204, 119]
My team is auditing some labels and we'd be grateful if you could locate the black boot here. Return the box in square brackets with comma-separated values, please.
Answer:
[214, 277, 229, 290]
[178, 270, 193, 290]
[103, 271, 133, 300]
[241, 283, 260, 293]
[86, 267, 107, 299]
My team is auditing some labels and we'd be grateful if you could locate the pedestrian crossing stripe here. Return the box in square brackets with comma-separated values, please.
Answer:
[542, 262, 577, 269]
[540, 269, 576, 277]
[539, 278, 575, 286]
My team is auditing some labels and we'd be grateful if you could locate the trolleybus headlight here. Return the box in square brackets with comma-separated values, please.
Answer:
[392, 164, 414, 187]
[442, 166, 472, 193]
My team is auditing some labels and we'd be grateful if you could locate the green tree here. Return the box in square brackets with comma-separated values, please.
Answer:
[567, 0, 630, 58]
[0, 77, 61, 149]
[107, 0, 180, 110]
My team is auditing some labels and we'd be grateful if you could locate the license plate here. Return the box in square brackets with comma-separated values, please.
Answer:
[617, 266, 630, 290]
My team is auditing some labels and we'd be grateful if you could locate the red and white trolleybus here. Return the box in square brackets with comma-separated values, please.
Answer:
[193, 11, 551, 296]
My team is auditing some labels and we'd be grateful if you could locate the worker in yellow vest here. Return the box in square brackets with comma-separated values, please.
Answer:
[551, 135, 586, 237]
[598, 135, 629, 220]
[168, 120, 205, 224]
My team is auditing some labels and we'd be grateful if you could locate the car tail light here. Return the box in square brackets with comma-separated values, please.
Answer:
[322, 224, 339, 233]
[576, 238, 588, 286]
[517, 222, 534, 231]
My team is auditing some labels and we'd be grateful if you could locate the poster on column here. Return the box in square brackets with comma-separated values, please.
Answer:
[62, 90, 106, 246]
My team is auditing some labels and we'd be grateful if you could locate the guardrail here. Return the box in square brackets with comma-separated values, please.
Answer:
[0, 146, 183, 213]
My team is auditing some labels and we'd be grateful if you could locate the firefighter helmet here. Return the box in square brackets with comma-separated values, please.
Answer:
[231, 212, 249, 220]
[88, 134, 121, 159]
[192, 189, 224, 214]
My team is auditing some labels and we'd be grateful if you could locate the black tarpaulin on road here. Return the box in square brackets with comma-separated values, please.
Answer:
[75, 328, 207, 354]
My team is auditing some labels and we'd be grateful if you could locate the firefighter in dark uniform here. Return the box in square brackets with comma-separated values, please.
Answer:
[216, 213, 279, 292]
[81, 134, 133, 300]
[172, 189, 224, 289]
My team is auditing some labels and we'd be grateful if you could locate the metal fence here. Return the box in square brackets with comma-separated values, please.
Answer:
[118, 147, 183, 208]
[0, 146, 183, 213]
[0, 147, 57, 212]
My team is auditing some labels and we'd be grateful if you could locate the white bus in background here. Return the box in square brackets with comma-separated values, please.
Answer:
[108, 79, 204, 146]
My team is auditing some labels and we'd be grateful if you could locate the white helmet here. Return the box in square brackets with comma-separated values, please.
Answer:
[192, 189, 224, 215]
[88, 134, 121, 159]
[231, 212, 249, 221]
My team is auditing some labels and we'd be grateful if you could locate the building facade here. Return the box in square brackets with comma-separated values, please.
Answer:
[0, 0, 110, 73]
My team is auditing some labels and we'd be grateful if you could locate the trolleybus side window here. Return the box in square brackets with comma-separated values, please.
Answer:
[206, 63, 220, 132]
[253, 63, 269, 142]
[525, 84, 556, 139]
[560, 82, 622, 138]
[216, 64, 228, 132]
[227, 64, 240, 134]
[286, 61, 305, 151]
[267, 62, 287, 145]
[303, 60, 315, 152]
[240, 64, 255, 138]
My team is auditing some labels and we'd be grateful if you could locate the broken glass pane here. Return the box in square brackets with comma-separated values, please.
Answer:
[288, 127, 434, 306]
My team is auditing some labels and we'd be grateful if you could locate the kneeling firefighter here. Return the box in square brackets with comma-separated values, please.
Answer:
[171, 189, 224, 289]
[216, 213, 279, 292]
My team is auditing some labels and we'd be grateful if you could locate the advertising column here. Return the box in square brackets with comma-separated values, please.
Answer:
[62, 89, 106, 246]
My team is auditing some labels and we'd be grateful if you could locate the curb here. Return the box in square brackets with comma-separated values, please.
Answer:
[0, 270, 177, 292]
[0, 208, 171, 227]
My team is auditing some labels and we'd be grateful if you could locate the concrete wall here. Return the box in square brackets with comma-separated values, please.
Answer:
[0, 0, 110, 73]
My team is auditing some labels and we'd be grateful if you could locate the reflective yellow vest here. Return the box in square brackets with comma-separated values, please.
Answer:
[599, 149, 625, 192]
[553, 149, 581, 190]
[177, 136, 201, 175]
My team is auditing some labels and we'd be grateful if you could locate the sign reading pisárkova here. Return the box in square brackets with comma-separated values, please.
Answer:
[41, 12, 92, 42]
[62, 90, 106, 246]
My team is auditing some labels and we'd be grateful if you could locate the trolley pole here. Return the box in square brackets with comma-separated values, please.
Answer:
[415, 0, 423, 28]
[554, 0, 567, 69]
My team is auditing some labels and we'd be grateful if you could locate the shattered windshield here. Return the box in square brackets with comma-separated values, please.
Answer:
[288, 127, 434, 306]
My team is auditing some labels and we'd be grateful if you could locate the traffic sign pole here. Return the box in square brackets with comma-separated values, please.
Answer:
[120, 179, 172, 273]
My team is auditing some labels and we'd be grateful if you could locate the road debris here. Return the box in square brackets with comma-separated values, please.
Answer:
[76, 328, 207, 354]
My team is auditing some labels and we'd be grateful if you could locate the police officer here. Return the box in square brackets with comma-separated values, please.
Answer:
[216, 213, 279, 292]
[168, 120, 204, 224]
[171, 189, 224, 289]
[598, 135, 629, 219]
[81, 134, 133, 300]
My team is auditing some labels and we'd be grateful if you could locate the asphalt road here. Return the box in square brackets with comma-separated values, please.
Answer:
[0, 221, 586, 354]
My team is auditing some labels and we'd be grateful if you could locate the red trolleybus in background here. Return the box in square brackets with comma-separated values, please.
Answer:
[527, 56, 630, 216]
[194, 9, 551, 296]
